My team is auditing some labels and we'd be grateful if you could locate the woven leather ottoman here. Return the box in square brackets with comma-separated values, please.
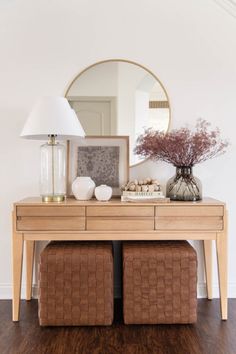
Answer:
[38, 241, 113, 326]
[123, 241, 197, 324]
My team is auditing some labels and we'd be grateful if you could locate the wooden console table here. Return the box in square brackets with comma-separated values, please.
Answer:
[12, 197, 228, 321]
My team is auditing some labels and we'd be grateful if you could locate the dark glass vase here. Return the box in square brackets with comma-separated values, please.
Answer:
[166, 166, 202, 201]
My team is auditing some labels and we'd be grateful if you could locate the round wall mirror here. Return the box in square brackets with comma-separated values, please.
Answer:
[65, 59, 171, 166]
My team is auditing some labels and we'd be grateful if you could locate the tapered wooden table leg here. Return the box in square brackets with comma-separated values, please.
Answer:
[12, 229, 24, 321]
[216, 229, 228, 320]
[203, 240, 213, 300]
[25, 240, 35, 301]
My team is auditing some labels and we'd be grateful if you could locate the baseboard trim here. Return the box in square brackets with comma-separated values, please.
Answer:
[0, 284, 38, 300]
[1, 282, 236, 300]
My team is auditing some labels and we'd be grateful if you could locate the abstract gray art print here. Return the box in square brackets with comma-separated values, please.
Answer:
[77, 146, 120, 187]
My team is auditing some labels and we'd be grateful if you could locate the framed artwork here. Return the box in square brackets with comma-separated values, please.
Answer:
[68, 136, 129, 196]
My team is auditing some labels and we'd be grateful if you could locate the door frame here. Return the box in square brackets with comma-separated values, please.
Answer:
[67, 96, 117, 135]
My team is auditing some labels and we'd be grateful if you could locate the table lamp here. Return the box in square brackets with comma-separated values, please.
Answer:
[21, 96, 85, 202]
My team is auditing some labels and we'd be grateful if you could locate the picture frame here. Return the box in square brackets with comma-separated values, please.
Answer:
[68, 136, 129, 196]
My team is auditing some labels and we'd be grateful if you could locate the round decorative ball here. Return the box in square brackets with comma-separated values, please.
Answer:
[72, 177, 95, 200]
[95, 184, 112, 201]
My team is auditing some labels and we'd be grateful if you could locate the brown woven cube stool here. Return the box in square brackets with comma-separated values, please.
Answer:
[123, 241, 197, 324]
[38, 241, 113, 326]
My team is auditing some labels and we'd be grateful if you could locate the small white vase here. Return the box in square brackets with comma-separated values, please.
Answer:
[95, 184, 112, 201]
[72, 177, 95, 200]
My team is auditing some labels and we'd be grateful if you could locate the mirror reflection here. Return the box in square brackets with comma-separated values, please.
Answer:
[66, 60, 170, 166]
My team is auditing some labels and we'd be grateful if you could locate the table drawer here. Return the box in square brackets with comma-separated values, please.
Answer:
[155, 216, 223, 231]
[87, 217, 154, 231]
[17, 216, 85, 231]
[156, 205, 224, 217]
[87, 206, 154, 217]
[17, 206, 85, 217]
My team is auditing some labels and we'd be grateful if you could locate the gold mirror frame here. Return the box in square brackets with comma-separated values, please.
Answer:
[64, 59, 171, 168]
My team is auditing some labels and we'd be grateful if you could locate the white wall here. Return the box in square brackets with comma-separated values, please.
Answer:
[0, 0, 236, 298]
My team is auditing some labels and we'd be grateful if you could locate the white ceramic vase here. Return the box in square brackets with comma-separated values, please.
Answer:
[95, 184, 112, 201]
[72, 177, 95, 200]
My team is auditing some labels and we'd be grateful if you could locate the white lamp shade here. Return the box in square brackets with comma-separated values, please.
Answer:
[21, 96, 85, 140]
[71, 109, 85, 138]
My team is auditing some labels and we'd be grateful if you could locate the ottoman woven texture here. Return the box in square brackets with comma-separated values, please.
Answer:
[123, 241, 197, 324]
[38, 241, 113, 326]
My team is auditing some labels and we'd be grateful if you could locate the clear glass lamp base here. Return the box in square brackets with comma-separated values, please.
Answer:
[40, 136, 66, 203]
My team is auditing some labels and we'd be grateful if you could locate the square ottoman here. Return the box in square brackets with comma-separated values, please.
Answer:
[123, 241, 197, 324]
[38, 241, 113, 326]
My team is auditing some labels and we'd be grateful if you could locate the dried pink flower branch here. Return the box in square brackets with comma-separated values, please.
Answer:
[134, 119, 229, 167]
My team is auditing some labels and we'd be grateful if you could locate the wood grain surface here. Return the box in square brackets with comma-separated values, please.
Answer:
[0, 299, 235, 354]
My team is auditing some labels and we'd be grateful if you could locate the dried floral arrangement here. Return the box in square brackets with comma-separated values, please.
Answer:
[134, 119, 229, 167]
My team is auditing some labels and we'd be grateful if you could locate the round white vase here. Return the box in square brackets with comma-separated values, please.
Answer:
[72, 177, 95, 200]
[95, 184, 112, 201]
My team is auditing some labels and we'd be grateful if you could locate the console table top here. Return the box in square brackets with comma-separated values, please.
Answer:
[14, 196, 225, 206]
